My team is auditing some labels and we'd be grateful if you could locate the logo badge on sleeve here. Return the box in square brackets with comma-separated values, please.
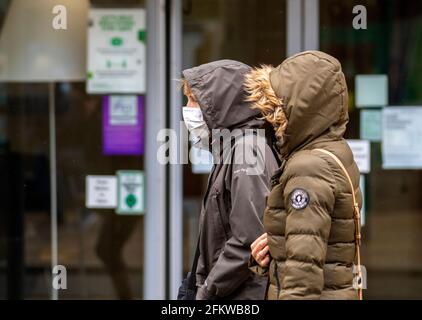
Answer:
[290, 188, 310, 210]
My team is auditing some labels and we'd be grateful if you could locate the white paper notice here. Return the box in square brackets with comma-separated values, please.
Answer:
[347, 140, 371, 174]
[109, 95, 138, 125]
[383, 107, 422, 169]
[87, 9, 146, 94]
[355, 75, 388, 108]
[86, 175, 117, 208]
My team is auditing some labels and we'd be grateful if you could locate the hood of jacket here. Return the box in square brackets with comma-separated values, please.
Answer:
[182, 60, 264, 131]
[254, 51, 349, 158]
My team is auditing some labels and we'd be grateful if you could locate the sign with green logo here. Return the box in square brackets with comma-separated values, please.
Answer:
[116, 170, 145, 215]
[87, 8, 146, 94]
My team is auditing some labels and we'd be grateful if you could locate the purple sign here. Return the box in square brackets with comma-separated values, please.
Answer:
[103, 95, 144, 155]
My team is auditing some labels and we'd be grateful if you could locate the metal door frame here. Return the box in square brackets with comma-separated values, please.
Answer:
[144, 0, 183, 300]
[287, 0, 319, 56]
[143, 0, 320, 300]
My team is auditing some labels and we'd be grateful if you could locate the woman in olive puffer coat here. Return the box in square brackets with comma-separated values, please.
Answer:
[246, 51, 363, 300]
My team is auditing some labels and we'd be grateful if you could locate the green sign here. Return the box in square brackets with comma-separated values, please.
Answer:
[116, 170, 145, 215]
[87, 8, 146, 94]
[360, 109, 382, 142]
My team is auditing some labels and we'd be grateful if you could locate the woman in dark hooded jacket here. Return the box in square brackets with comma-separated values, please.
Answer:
[181, 60, 278, 300]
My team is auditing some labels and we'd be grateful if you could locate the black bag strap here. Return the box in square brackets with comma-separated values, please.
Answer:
[187, 231, 201, 288]
[263, 122, 282, 167]
[268, 139, 282, 167]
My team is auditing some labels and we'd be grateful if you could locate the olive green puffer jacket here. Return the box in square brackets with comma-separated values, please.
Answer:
[251, 51, 363, 300]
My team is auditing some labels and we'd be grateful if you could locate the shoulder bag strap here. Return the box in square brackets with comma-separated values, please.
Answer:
[313, 148, 363, 300]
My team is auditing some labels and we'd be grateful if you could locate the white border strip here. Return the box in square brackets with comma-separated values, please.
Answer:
[144, 0, 167, 299]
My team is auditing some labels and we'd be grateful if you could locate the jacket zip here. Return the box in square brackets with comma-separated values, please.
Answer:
[214, 189, 230, 240]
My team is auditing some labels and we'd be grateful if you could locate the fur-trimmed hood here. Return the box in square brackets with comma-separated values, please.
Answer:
[245, 51, 349, 158]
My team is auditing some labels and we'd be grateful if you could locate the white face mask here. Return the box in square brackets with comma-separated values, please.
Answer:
[182, 107, 210, 150]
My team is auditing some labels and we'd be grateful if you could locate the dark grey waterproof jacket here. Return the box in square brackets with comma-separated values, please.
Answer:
[183, 60, 278, 300]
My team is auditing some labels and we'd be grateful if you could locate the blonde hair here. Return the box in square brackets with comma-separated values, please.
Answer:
[181, 78, 196, 102]
[244, 65, 287, 142]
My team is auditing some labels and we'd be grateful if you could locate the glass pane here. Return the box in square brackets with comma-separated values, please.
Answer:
[182, 0, 287, 276]
[0, 0, 146, 299]
[55, 83, 144, 299]
[320, 0, 422, 299]
[1, 83, 51, 299]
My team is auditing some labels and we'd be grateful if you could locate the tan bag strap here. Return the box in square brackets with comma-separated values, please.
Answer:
[313, 148, 363, 300]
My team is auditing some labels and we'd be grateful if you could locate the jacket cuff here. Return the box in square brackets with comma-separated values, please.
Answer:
[196, 284, 218, 300]
[248, 254, 269, 277]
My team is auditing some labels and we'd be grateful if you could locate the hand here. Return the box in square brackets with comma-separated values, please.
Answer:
[251, 233, 270, 268]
